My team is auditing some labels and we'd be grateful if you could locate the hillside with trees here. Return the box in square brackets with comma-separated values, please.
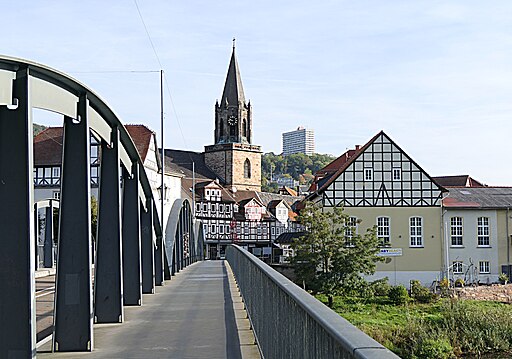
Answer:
[261, 152, 335, 192]
[34, 123, 47, 136]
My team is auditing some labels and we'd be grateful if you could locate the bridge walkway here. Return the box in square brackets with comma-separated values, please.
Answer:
[38, 261, 259, 359]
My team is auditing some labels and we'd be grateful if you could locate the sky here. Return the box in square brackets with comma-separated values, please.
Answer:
[1, 1, 511, 185]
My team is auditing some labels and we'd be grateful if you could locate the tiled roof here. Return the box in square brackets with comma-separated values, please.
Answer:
[433, 175, 486, 188]
[125, 124, 154, 162]
[162, 149, 220, 181]
[33, 127, 63, 166]
[181, 178, 237, 203]
[443, 187, 512, 208]
[275, 231, 305, 244]
[33, 125, 157, 167]
[279, 186, 297, 196]
[308, 148, 359, 192]
[267, 199, 284, 209]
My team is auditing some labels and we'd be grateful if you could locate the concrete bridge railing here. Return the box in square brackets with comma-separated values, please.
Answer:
[226, 245, 400, 359]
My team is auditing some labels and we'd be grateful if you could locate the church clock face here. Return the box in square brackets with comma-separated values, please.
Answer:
[227, 115, 238, 126]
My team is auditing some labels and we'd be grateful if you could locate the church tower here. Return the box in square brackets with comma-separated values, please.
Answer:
[204, 43, 261, 191]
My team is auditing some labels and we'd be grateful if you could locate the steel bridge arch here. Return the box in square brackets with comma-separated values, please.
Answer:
[165, 198, 204, 276]
[0, 55, 202, 357]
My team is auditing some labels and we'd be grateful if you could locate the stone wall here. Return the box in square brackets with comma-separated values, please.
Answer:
[455, 284, 512, 303]
[232, 148, 261, 191]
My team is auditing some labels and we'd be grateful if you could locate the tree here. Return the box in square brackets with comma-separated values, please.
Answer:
[91, 195, 98, 241]
[292, 202, 382, 307]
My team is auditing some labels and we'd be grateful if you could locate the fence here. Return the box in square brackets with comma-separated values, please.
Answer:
[226, 245, 400, 359]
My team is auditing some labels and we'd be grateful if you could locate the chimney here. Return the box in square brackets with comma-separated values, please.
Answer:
[355, 145, 361, 150]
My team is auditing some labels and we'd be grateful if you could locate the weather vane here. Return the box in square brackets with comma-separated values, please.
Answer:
[232, 37, 236, 50]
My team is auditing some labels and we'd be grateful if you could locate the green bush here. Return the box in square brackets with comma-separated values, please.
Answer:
[389, 285, 409, 305]
[499, 272, 509, 284]
[371, 277, 391, 297]
[410, 280, 438, 304]
[417, 338, 453, 359]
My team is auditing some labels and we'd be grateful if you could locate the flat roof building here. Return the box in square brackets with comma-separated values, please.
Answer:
[282, 126, 315, 156]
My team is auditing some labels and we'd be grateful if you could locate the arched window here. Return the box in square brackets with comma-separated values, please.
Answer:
[244, 158, 251, 178]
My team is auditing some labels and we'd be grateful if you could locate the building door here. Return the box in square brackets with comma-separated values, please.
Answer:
[209, 245, 218, 260]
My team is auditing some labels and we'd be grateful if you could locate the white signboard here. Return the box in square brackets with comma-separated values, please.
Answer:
[378, 248, 403, 257]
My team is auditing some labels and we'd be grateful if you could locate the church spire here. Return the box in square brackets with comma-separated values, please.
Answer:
[220, 40, 246, 107]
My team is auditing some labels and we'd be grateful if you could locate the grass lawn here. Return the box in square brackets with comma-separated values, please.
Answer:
[315, 294, 512, 358]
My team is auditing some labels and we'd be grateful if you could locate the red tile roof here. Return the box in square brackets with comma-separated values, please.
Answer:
[125, 124, 154, 162]
[308, 147, 360, 192]
[33, 124, 155, 166]
[432, 175, 486, 188]
[33, 127, 64, 166]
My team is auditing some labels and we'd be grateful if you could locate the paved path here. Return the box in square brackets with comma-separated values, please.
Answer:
[38, 261, 256, 359]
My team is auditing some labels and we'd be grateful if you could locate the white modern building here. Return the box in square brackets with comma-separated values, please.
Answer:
[282, 126, 315, 156]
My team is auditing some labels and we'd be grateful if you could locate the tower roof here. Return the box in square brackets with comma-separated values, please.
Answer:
[220, 46, 246, 106]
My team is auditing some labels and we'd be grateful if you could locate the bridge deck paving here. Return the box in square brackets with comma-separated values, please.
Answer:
[38, 260, 252, 359]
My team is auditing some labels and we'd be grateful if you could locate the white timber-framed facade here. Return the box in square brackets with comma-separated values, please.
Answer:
[307, 131, 447, 286]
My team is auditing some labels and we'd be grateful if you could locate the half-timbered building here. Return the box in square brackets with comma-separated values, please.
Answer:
[308, 131, 447, 285]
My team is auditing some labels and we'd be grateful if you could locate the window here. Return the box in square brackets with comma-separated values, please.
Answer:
[53, 191, 60, 200]
[453, 261, 463, 274]
[377, 217, 390, 246]
[210, 225, 216, 234]
[345, 217, 357, 246]
[203, 224, 208, 233]
[196, 203, 201, 212]
[477, 217, 490, 246]
[393, 168, 401, 181]
[479, 261, 490, 274]
[365, 169, 373, 181]
[271, 227, 275, 235]
[91, 166, 99, 185]
[203, 204, 207, 212]
[219, 225, 224, 234]
[219, 204, 224, 213]
[450, 217, 463, 246]
[90, 143, 99, 165]
[244, 159, 251, 179]
[410, 217, 423, 247]
[226, 225, 230, 234]
[226, 204, 231, 214]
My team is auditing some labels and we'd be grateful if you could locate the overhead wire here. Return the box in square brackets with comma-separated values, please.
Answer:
[133, 0, 192, 155]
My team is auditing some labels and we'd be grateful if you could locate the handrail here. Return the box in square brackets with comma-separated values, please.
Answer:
[226, 244, 400, 359]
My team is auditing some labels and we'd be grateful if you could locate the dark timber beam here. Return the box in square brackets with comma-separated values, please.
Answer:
[53, 96, 94, 352]
[122, 163, 142, 306]
[94, 127, 124, 323]
[141, 198, 155, 294]
[0, 68, 37, 358]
